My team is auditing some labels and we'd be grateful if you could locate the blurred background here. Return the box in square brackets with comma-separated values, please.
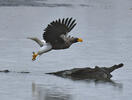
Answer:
[0, 0, 132, 100]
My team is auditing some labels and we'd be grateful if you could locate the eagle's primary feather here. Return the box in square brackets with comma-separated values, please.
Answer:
[43, 18, 77, 46]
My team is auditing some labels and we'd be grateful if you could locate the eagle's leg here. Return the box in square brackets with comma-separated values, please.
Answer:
[32, 52, 38, 61]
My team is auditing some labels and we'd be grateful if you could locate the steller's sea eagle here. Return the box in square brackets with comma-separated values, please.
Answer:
[28, 18, 83, 61]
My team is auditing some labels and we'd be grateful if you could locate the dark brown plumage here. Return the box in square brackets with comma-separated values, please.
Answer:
[43, 18, 82, 50]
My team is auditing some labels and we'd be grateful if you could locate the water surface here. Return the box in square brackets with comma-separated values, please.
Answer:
[0, 0, 132, 100]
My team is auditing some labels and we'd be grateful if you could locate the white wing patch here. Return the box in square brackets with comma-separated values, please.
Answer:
[38, 43, 52, 55]
[41, 40, 46, 45]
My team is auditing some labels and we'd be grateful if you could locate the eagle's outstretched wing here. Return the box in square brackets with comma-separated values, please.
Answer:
[43, 18, 76, 45]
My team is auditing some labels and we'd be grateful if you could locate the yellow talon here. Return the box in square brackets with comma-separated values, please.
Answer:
[77, 38, 83, 42]
[32, 52, 38, 61]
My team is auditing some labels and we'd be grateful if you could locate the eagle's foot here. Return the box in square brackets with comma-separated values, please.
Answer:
[32, 52, 38, 61]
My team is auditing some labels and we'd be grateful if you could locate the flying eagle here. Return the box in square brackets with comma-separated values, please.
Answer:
[28, 18, 83, 61]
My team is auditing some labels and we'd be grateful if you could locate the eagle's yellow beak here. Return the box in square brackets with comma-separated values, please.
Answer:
[77, 38, 83, 42]
[32, 52, 38, 61]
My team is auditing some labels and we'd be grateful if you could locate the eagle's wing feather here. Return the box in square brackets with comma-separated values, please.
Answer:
[43, 18, 76, 45]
